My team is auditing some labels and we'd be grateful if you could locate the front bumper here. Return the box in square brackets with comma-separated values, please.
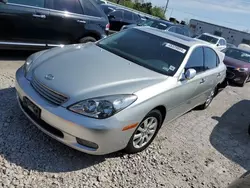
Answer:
[15, 68, 138, 155]
[226, 68, 248, 84]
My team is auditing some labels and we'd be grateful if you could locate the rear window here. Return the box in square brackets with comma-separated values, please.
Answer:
[151, 21, 170, 30]
[97, 29, 189, 76]
[197, 34, 218, 44]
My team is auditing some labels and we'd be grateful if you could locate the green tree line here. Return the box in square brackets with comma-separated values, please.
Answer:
[109, 0, 166, 19]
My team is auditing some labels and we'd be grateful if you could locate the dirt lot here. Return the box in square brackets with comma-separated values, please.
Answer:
[0, 51, 250, 188]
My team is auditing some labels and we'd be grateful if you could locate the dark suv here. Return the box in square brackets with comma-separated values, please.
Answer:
[0, 0, 109, 50]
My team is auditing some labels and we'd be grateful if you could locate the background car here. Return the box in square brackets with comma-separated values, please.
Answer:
[106, 8, 145, 31]
[16, 27, 226, 155]
[227, 43, 236, 48]
[222, 47, 250, 86]
[121, 18, 193, 37]
[196, 33, 227, 51]
[0, 0, 109, 50]
[100, 4, 117, 15]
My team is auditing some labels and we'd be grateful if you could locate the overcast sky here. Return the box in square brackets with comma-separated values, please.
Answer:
[149, 0, 250, 31]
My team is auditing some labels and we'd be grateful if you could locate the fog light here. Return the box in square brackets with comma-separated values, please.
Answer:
[76, 138, 98, 149]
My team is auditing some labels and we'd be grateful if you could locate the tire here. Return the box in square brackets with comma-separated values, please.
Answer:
[124, 109, 162, 154]
[79, 36, 97, 43]
[198, 87, 216, 110]
[239, 76, 249, 87]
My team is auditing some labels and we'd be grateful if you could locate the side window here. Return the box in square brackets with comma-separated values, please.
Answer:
[168, 27, 176, 32]
[204, 47, 218, 70]
[52, 0, 83, 14]
[123, 11, 133, 21]
[8, 0, 45, 7]
[82, 0, 101, 17]
[185, 47, 204, 73]
[133, 14, 141, 21]
[175, 27, 185, 35]
[218, 39, 223, 46]
[110, 10, 123, 19]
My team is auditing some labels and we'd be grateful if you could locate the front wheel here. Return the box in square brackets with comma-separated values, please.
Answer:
[124, 110, 162, 154]
[79, 36, 97, 43]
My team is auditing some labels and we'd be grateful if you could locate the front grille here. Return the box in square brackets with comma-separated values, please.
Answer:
[31, 77, 68, 105]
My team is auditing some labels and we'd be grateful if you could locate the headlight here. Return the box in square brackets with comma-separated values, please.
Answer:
[235, 67, 248, 72]
[23, 54, 35, 75]
[68, 94, 137, 119]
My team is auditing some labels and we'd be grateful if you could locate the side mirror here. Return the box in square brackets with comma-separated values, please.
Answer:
[0, 0, 7, 3]
[185, 68, 196, 80]
[217, 43, 220, 46]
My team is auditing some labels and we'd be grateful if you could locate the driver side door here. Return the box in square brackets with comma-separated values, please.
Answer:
[166, 47, 207, 121]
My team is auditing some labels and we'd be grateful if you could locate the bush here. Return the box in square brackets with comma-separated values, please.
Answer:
[109, 0, 166, 19]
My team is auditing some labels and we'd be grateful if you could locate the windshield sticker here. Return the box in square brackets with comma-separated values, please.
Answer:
[169, 65, 176, 71]
[163, 42, 187, 53]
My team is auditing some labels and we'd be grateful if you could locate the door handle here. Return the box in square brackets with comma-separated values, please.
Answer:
[33, 14, 46, 19]
[200, 78, 205, 84]
[77, 20, 86, 24]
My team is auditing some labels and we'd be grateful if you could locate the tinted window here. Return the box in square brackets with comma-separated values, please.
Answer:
[168, 27, 176, 32]
[197, 34, 218, 44]
[83, 0, 101, 17]
[133, 14, 141, 21]
[219, 39, 223, 45]
[223, 48, 250, 63]
[97, 29, 189, 76]
[101, 5, 116, 15]
[53, 0, 83, 14]
[185, 47, 204, 73]
[123, 10, 133, 20]
[151, 21, 170, 30]
[9, 0, 44, 7]
[204, 47, 217, 70]
[175, 27, 185, 35]
[110, 10, 123, 19]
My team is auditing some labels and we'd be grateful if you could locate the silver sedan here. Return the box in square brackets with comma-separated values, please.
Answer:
[15, 27, 226, 155]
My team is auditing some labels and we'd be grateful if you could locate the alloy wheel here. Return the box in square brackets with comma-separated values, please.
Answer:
[132, 117, 158, 149]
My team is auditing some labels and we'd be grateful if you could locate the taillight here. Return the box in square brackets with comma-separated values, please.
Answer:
[105, 23, 110, 31]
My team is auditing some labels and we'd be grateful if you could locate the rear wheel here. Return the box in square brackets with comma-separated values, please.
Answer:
[198, 88, 216, 110]
[79, 36, 97, 43]
[124, 110, 162, 154]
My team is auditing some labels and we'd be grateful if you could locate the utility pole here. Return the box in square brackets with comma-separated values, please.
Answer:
[164, 0, 169, 14]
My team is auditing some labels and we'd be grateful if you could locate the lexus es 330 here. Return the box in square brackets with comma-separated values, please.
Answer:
[15, 27, 226, 155]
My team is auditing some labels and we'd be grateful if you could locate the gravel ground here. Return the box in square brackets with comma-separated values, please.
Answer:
[0, 51, 250, 188]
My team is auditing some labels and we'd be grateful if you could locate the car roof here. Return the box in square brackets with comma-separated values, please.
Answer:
[135, 27, 203, 47]
[201, 33, 225, 40]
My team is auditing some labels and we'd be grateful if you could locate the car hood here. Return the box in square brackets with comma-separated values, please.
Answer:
[32, 43, 167, 106]
[223, 56, 250, 68]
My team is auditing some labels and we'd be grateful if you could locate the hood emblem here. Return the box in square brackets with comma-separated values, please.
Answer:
[45, 74, 54, 80]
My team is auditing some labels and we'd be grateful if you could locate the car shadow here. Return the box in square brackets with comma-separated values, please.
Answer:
[210, 100, 250, 170]
[0, 87, 124, 173]
[0, 50, 33, 61]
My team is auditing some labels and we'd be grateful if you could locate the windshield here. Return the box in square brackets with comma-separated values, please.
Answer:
[137, 19, 154, 26]
[223, 48, 250, 63]
[197, 34, 218, 44]
[96, 29, 189, 76]
[150, 21, 171, 30]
